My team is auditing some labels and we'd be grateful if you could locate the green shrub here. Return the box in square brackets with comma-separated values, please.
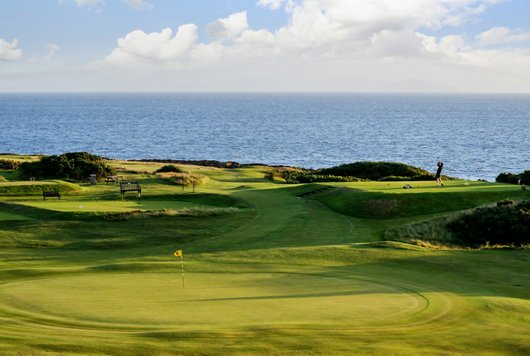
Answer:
[496, 170, 530, 185]
[19, 152, 115, 181]
[318, 161, 434, 181]
[154, 165, 188, 174]
[447, 201, 530, 247]
[0, 159, 21, 170]
[521, 171, 530, 185]
[496, 172, 520, 184]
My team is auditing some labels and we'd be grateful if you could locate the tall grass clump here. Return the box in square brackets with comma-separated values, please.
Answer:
[384, 217, 458, 249]
[266, 167, 361, 184]
[102, 207, 242, 221]
[157, 172, 208, 191]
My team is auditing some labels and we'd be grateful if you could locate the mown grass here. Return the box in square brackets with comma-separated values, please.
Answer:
[0, 158, 529, 355]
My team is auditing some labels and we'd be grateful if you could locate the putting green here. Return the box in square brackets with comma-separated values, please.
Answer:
[0, 272, 431, 331]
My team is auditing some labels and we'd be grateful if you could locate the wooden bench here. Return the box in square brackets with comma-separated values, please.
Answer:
[120, 181, 142, 196]
[106, 175, 124, 184]
[43, 191, 61, 200]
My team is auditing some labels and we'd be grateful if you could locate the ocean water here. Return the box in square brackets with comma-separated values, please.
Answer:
[1, 93, 529, 180]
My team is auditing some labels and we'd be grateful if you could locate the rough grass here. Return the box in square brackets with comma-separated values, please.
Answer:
[384, 216, 460, 249]
[102, 207, 244, 220]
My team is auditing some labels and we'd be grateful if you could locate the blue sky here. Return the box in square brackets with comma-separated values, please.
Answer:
[1, 0, 529, 92]
[1, 1, 289, 62]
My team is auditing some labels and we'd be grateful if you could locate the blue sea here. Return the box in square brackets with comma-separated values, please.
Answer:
[1, 93, 529, 181]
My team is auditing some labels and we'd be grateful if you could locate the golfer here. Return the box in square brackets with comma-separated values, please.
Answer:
[435, 161, 444, 187]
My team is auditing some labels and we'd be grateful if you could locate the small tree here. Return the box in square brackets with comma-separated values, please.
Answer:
[173, 173, 207, 192]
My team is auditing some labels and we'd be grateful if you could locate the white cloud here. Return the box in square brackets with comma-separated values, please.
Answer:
[103, 25, 198, 66]
[97, 0, 530, 91]
[0, 38, 22, 63]
[103, 0, 509, 67]
[477, 27, 530, 46]
[44, 43, 60, 60]
[206, 11, 249, 41]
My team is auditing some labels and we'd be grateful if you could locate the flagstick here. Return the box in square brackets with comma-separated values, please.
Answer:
[180, 253, 185, 288]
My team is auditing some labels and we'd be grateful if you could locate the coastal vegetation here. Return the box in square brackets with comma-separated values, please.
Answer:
[19, 152, 115, 181]
[267, 161, 437, 183]
[496, 170, 530, 185]
[447, 200, 530, 247]
[0, 153, 528, 354]
[318, 161, 435, 180]
[0, 159, 20, 170]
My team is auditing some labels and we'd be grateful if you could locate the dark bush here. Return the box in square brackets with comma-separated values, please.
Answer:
[155, 165, 187, 173]
[318, 161, 434, 181]
[521, 171, 530, 185]
[496, 170, 530, 185]
[447, 201, 530, 247]
[19, 152, 115, 181]
[0, 159, 21, 170]
[496, 172, 520, 184]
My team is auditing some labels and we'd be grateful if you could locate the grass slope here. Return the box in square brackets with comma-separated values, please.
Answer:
[0, 159, 528, 355]
[310, 180, 527, 218]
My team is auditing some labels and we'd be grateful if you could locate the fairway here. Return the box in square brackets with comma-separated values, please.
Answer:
[0, 160, 529, 354]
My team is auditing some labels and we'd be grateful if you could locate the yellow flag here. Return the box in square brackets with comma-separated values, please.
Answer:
[174, 249, 182, 257]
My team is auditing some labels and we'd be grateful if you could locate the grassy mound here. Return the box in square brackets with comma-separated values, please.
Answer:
[318, 161, 434, 181]
[267, 162, 435, 184]
[154, 165, 189, 174]
[0, 180, 82, 196]
[310, 183, 528, 219]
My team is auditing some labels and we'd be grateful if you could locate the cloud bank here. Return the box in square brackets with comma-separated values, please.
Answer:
[101, 0, 530, 75]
